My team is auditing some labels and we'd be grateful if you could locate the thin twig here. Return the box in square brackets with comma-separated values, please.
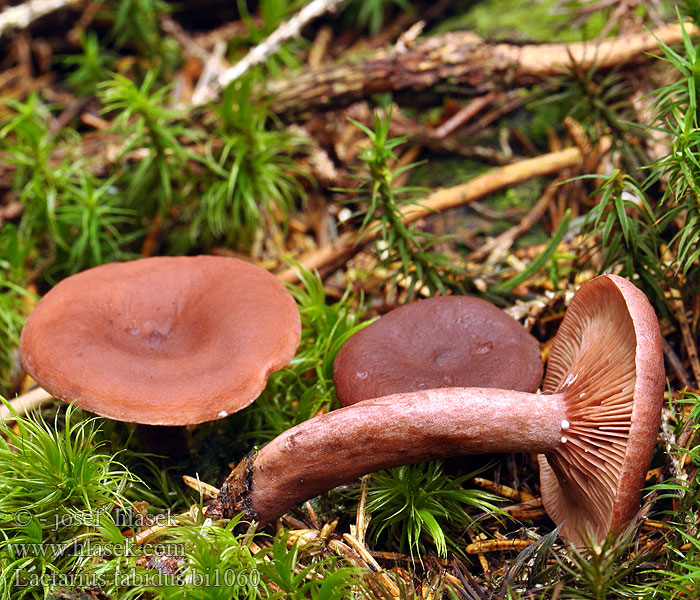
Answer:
[191, 40, 227, 107]
[661, 337, 692, 389]
[391, 116, 512, 164]
[502, 498, 547, 521]
[670, 288, 700, 386]
[0, 0, 82, 37]
[354, 474, 371, 546]
[308, 25, 333, 67]
[472, 477, 536, 502]
[465, 538, 534, 554]
[193, 19, 262, 50]
[182, 474, 220, 499]
[159, 14, 210, 63]
[461, 91, 526, 138]
[467, 530, 490, 573]
[193, 0, 347, 105]
[467, 180, 560, 263]
[343, 533, 400, 595]
[432, 93, 496, 139]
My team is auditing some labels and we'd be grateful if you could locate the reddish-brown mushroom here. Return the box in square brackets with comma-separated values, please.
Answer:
[209, 274, 664, 543]
[19, 255, 300, 426]
[333, 295, 543, 405]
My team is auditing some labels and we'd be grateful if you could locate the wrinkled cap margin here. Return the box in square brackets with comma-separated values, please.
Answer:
[538, 274, 664, 543]
[334, 295, 543, 405]
[19, 256, 301, 425]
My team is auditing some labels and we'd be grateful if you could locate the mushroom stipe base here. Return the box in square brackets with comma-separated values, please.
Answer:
[208, 454, 258, 521]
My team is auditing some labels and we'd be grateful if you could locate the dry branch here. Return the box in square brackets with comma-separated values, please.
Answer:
[192, 0, 347, 104]
[0, 387, 54, 421]
[265, 23, 695, 115]
[467, 180, 560, 263]
[277, 146, 582, 283]
[0, 0, 82, 37]
[465, 538, 534, 554]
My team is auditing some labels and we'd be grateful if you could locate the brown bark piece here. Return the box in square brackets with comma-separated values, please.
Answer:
[266, 24, 694, 116]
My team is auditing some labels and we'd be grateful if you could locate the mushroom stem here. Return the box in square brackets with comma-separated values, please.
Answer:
[212, 388, 567, 524]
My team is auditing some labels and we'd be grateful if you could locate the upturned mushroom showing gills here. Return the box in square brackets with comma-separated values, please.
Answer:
[19, 256, 301, 426]
[209, 274, 664, 543]
[333, 295, 543, 406]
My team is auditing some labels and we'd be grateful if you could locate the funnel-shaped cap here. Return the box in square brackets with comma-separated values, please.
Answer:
[20, 256, 301, 425]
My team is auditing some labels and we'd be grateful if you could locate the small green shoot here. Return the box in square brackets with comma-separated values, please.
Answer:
[492, 209, 571, 293]
[0, 226, 34, 396]
[0, 402, 140, 599]
[258, 532, 363, 599]
[361, 461, 506, 558]
[99, 71, 198, 219]
[192, 76, 308, 250]
[341, 0, 413, 34]
[60, 31, 116, 96]
[346, 110, 464, 298]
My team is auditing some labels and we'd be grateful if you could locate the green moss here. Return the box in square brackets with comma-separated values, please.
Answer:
[483, 179, 542, 213]
[432, 0, 608, 43]
[522, 92, 572, 147]
[409, 156, 485, 189]
[410, 155, 546, 242]
[516, 223, 549, 248]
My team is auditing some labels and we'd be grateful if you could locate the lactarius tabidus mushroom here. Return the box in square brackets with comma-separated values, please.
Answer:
[19, 256, 301, 428]
[209, 274, 664, 543]
[333, 295, 543, 406]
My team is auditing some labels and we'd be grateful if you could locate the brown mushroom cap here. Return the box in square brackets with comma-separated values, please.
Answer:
[333, 295, 543, 405]
[19, 256, 301, 425]
[538, 274, 665, 542]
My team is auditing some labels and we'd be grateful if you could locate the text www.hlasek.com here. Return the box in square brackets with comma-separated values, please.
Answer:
[10, 541, 185, 558]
